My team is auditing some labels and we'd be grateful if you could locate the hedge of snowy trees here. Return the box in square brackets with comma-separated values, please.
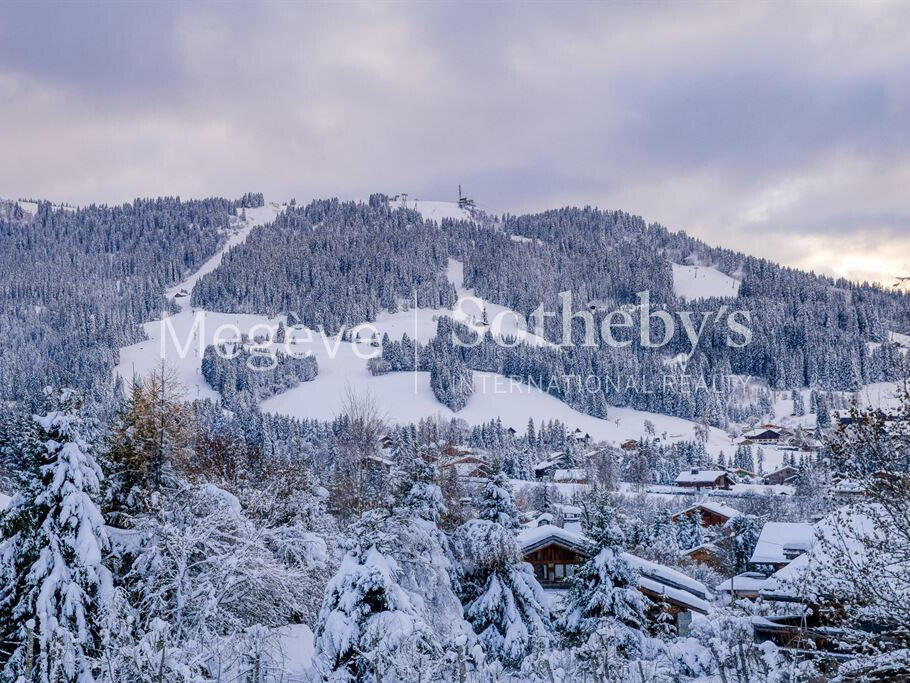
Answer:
[201, 342, 318, 409]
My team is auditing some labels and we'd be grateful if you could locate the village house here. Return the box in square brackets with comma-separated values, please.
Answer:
[715, 572, 768, 600]
[682, 543, 727, 572]
[749, 509, 889, 661]
[763, 465, 799, 486]
[675, 468, 734, 490]
[749, 521, 815, 571]
[740, 426, 783, 445]
[533, 451, 575, 480]
[553, 468, 588, 485]
[517, 524, 711, 635]
[570, 428, 591, 445]
[620, 439, 639, 451]
[439, 453, 490, 480]
[671, 500, 742, 527]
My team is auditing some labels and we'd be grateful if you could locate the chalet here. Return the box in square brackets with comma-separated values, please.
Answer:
[715, 572, 768, 600]
[620, 439, 639, 451]
[570, 428, 591, 445]
[533, 452, 574, 480]
[553, 468, 588, 484]
[519, 524, 588, 587]
[749, 521, 814, 571]
[675, 468, 733, 490]
[439, 454, 490, 480]
[682, 543, 727, 572]
[725, 466, 757, 480]
[763, 465, 799, 486]
[377, 434, 395, 450]
[552, 503, 582, 523]
[741, 427, 782, 445]
[517, 524, 711, 634]
[749, 509, 888, 660]
[671, 500, 741, 527]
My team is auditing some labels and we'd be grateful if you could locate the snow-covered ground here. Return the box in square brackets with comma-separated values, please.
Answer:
[392, 197, 477, 223]
[671, 263, 740, 301]
[270, 624, 314, 680]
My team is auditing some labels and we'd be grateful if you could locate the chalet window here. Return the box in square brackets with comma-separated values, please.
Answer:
[566, 564, 575, 577]
[555, 564, 565, 579]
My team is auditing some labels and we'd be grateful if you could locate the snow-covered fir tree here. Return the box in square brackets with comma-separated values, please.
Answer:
[0, 388, 113, 683]
[454, 472, 551, 668]
[557, 496, 647, 658]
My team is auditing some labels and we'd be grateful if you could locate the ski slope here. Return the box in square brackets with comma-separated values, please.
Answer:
[166, 202, 282, 312]
[671, 263, 740, 301]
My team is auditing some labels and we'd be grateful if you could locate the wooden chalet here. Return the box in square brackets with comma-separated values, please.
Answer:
[440, 454, 490, 480]
[715, 572, 767, 600]
[763, 465, 799, 486]
[553, 468, 588, 484]
[533, 452, 575, 480]
[519, 524, 588, 587]
[740, 428, 782, 445]
[671, 500, 741, 527]
[518, 524, 712, 635]
[675, 468, 733, 490]
[620, 439, 639, 451]
[682, 543, 727, 572]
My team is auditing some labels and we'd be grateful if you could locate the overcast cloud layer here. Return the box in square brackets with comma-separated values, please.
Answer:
[1, 1, 909, 284]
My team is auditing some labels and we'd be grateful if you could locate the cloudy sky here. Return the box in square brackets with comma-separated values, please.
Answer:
[1, 1, 909, 284]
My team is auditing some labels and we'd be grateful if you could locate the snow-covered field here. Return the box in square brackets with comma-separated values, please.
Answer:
[671, 263, 740, 301]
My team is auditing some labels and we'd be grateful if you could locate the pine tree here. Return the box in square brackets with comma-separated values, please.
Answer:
[454, 473, 550, 668]
[558, 497, 646, 657]
[0, 389, 113, 682]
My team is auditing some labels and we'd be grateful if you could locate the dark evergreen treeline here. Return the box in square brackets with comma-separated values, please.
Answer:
[191, 196, 457, 333]
[376, 317, 736, 426]
[0, 196, 239, 404]
[445, 206, 910, 391]
[201, 342, 318, 409]
[3, 191, 909, 423]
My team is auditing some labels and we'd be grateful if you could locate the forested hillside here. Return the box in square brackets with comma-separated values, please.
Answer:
[0, 197, 242, 404]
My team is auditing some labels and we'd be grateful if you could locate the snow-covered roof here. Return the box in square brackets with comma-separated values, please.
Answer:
[623, 554, 711, 602]
[518, 524, 588, 554]
[553, 468, 587, 481]
[624, 554, 712, 613]
[553, 503, 582, 517]
[675, 469, 727, 484]
[749, 522, 815, 565]
[673, 499, 742, 520]
[716, 572, 768, 593]
[742, 428, 781, 439]
[759, 506, 902, 602]
[519, 526, 712, 612]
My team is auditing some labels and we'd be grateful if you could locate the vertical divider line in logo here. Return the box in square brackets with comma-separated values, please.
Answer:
[413, 289, 419, 395]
